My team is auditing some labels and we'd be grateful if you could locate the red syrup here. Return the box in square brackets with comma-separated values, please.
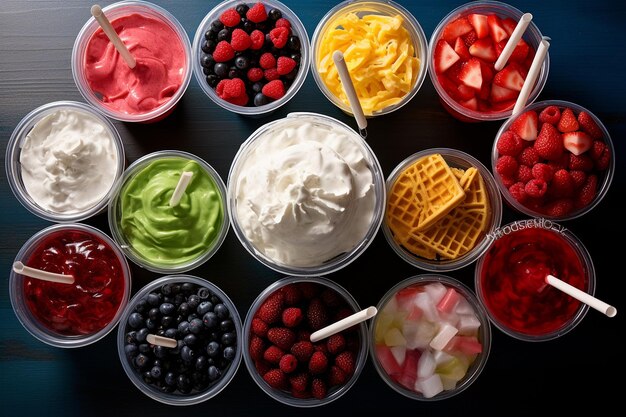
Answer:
[479, 226, 587, 336]
[23, 229, 126, 336]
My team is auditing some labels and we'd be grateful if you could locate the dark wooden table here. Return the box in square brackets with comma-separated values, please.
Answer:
[1, 0, 624, 415]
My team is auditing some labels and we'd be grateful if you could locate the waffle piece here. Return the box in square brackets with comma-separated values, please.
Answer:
[386, 154, 465, 239]
[410, 167, 491, 260]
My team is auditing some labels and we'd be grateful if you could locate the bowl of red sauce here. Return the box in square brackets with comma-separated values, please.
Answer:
[9, 223, 132, 348]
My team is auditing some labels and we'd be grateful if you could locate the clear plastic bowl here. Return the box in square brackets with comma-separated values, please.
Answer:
[475, 219, 596, 341]
[242, 276, 368, 407]
[227, 112, 386, 276]
[5, 101, 125, 223]
[72, 0, 192, 122]
[117, 275, 242, 405]
[108, 150, 229, 273]
[492, 100, 615, 220]
[370, 274, 491, 400]
[192, 0, 310, 116]
[311, 0, 429, 117]
[428, 0, 549, 122]
[382, 148, 502, 271]
[9, 223, 132, 348]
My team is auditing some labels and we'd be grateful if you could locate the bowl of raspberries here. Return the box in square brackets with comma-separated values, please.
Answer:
[492, 100, 615, 220]
[192, 0, 310, 115]
[242, 276, 368, 407]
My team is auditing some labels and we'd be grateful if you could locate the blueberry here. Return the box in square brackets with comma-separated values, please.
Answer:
[197, 287, 211, 299]
[145, 318, 158, 331]
[187, 294, 200, 310]
[180, 345, 195, 363]
[217, 28, 231, 42]
[148, 307, 160, 321]
[178, 302, 190, 316]
[256, 20, 268, 32]
[173, 293, 185, 306]
[203, 312, 218, 329]
[252, 82, 264, 93]
[214, 63, 229, 78]
[208, 365, 221, 381]
[223, 346, 236, 361]
[189, 318, 204, 334]
[268, 8, 282, 21]
[150, 366, 162, 379]
[214, 303, 229, 319]
[125, 330, 138, 344]
[134, 353, 150, 369]
[177, 374, 192, 393]
[288, 35, 301, 51]
[206, 341, 220, 357]
[159, 303, 175, 316]
[209, 331, 221, 342]
[161, 315, 174, 328]
[154, 345, 169, 359]
[205, 29, 215, 41]
[139, 343, 151, 354]
[242, 20, 255, 33]
[142, 371, 153, 384]
[164, 372, 177, 386]
[236, 3, 249, 16]
[147, 293, 160, 306]
[235, 55, 249, 70]
[128, 312, 144, 329]
[164, 328, 178, 339]
[220, 319, 233, 332]
[135, 328, 149, 343]
[221, 332, 236, 346]
[135, 298, 148, 313]
[197, 301, 213, 315]
[187, 313, 199, 322]
[161, 283, 174, 295]
[206, 74, 220, 88]
[210, 19, 224, 33]
[124, 344, 138, 358]
[183, 333, 197, 346]
[181, 283, 195, 295]
[284, 67, 298, 81]
[203, 67, 211, 75]
[178, 321, 190, 335]
[201, 40, 215, 54]
[195, 355, 208, 371]
[160, 385, 175, 393]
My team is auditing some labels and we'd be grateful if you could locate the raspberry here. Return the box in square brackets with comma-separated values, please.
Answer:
[495, 155, 518, 178]
[557, 108, 579, 133]
[328, 365, 348, 386]
[282, 307, 303, 328]
[281, 284, 302, 306]
[524, 178, 547, 198]
[532, 163, 554, 182]
[276, 56, 297, 75]
[259, 52, 276, 69]
[289, 372, 309, 392]
[251, 317, 269, 337]
[269, 27, 289, 48]
[246, 2, 267, 23]
[246, 67, 264, 82]
[249, 335, 265, 361]
[551, 169, 574, 198]
[263, 369, 286, 389]
[568, 153, 594, 172]
[255, 359, 271, 376]
[534, 123, 564, 161]
[264, 68, 280, 81]
[306, 298, 329, 331]
[290, 340, 314, 362]
[219, 8, 241, 27]
[267, 327, 296, 350]
[578, 111, 603, 139]
[334, 307, 354, 323]
[508, 182, 527, 203]
[516, 164, 533, 183]
[263, 345, 284, 364]
[496, 131, 524, 156]
[311, 378, 327, 399]
[548, 153, 570, 172]
[297, 329, 311, 342]
[320, 288, 342, 308]
[545, 198, 574, 217]
[275, 18, 291, 29]
[216, 77, 245, 99]
[518, 146, 539, 166]
[308, 351, 328, 374]
[262, 79, 285, 99]
[326, 333, 346, 355]
[575, 174, 598, 208]
[249, 29, 265, 50]
[279, 353, 298, 374]
[256, 291, 284, 324]
[230, 28, 251, 51]
[212, 40, 235, 62]
[570, 170, 587, 189]
[501, 175, 516, 188]
[298, 282, 320, 299]
[334, 350, 356, 375]
[538, 105, 561, 125]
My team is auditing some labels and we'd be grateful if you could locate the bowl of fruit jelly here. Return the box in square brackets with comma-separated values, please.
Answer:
[492, 100, 615, 220]
[192, 0, 310, 115]
[9, 223, 131, 348]
[429, 0, 549, 122]
[370, 274, 491, 400]
[311, 0, 428, 117]
[117, 275, 242, 405]
[243, 276, 368, 407]
[475, 219, 595, 341]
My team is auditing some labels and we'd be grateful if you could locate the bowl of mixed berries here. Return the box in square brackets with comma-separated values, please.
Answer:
[492, 100, 614, 220]
[192, 0, 309, 115]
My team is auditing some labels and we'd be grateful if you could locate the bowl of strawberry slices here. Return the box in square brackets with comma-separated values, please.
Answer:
[492, 100, 615, 220]
[429, 0, 549, 122]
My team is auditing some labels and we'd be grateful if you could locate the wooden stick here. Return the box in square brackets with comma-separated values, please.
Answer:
[91, 4, 136, 69]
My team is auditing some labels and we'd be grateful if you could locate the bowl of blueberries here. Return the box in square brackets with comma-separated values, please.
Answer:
[192, 0, 310, 115]
[117, 275, 242, 405]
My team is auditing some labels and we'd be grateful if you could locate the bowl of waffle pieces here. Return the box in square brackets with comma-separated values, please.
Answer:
[382, 148, 502, 271]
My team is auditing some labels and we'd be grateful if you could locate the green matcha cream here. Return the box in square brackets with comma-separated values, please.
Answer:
[119, 157, 224, 267]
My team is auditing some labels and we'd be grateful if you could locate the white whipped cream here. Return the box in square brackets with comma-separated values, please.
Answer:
[234, 116, 377, 267]
[20, 109, 119, 214]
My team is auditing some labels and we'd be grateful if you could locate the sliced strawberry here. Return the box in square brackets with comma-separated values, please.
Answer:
[467, 13, 489, 38]
[510, 110, 539, 141]
[469, 38, 497, 62]
[490, 83, 517, 102]
[437, 74, 462, 101]
[442, 17, 473, 42]
[501, 17, 518, 36]
[487, 14, 509, 43]
[557, 108, 579, 133]
[562, 131, 592, 155]
[493, 63, 525, 91]
[434, 39, 460, 73]
[496, 38, 529, 63]
[457, 83, 476, 100]
[462, 30, 478, 47]
[453, 37, 471, 60]
[490, 99, 516, 112]
[460, 96, 478, 110]
[480, 60, 495, 82]
[458, 58, 483, 90]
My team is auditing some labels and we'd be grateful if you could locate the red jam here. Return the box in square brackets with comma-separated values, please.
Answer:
[23, 228, 127, 336]
[479, 226, 587, 336]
